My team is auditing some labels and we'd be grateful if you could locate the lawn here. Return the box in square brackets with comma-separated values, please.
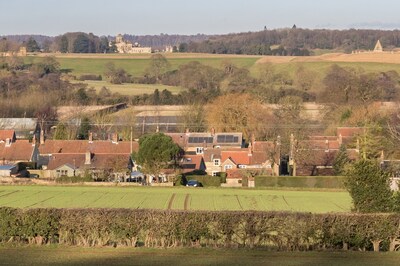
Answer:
[0, 185, 351, 213]
[0, 246, 399, 266]
[72, 80, 184, 96]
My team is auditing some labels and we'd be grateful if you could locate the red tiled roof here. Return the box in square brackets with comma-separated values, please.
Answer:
[226, 169, 246, 179]
[300, 139, 340, 150]
[47, 153, 131, 170]
[203, 148, 222, 162]
[47, 154, 85, 170]
[0, 130, 16, 142]
[221, 150, 251, 165]
[337, 127, 365, 137]
[181, 155, 205, 173]
[39, 140, 138, 155]
[0, 140, 35, 162]
[166, 133, 187, 148]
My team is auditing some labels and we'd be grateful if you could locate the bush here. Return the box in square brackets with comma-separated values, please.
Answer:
[186, 175, 223, 187]
[78, 74, 102, 81]
[255, 176, 346, 189]
[55, 175, 93, 183]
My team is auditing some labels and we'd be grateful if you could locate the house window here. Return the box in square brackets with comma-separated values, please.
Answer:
[238, 165, 247, 169]
[212, 171, 218, 176]
[213, 159, 220, 166]
[196, 147, 204, 154]
[224, 165, 233, 170]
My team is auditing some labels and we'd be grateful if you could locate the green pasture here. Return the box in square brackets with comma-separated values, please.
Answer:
[26, 56, 260, 77]
[0, 246, 399, 266]
[72, 80, 184, 96]
[0, 185, 351, 213]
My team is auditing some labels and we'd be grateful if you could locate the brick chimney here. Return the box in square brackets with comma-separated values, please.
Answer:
[40, 129, 45, 145]
[248, 142, 253, 156]
[112, 133, 118, 144]
[338, 134, 343, 146]
[5, 138, 11, 147]
[251, 133, 255, 148]
[211, 127, 215, 136]
[85, 151, 92, 165]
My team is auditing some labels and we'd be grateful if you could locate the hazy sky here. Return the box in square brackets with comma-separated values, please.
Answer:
[2, 0, 400, 36]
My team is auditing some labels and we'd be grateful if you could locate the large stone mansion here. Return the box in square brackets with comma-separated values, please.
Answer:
[113, 34, 152, 54]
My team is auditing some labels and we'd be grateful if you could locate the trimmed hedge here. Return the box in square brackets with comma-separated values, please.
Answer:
[1, 207, 400, 251]
[255, 176, 346, 189]
[185, 175, 224, 187]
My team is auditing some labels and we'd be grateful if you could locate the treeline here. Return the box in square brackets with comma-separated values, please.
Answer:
[182, 28, 400, 55]
[1, 207, 400, 252]
[3, 28, 400, 55]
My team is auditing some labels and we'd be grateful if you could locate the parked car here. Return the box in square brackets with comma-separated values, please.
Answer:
[186, 180, 202, 187]
[15, 170, 30, 178]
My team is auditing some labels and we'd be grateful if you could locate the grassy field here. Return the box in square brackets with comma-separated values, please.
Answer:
[0, 246, 399, 266]
[26, 54, 260, 77]
[72, 80, 184, 96]
[0, 185, 351, 213]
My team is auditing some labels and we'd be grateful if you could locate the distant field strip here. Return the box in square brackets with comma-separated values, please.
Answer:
[0, 186, 351, 213]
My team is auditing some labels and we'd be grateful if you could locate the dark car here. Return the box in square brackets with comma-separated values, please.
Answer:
[15, 170, 30, 178]
[29, 174, 39, 178]
[186, 180, 202, 187]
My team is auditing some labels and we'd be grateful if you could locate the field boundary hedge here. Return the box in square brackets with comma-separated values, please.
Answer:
[255, 176, 346, 189]
[1, 208, 399, 252]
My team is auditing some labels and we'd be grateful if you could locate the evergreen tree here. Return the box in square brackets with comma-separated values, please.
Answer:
[333, 144, 350, 175]
[60, 35, 69, 53]
[73, 34, 90, 53]
[26, 37, 40, 52]
[77, 117, 91, 140]
[133, 133, 180, 177]
[53, 122, 69, 140]
[344, 159, 394, 213]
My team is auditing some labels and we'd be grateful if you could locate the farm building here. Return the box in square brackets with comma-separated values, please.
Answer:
[0, 165, 18, 177]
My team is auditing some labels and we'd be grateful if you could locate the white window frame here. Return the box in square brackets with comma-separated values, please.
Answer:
[224, 164, 233, 170]
[196, 147, 204, 154]
[238, 164, 247, 169]
[213, 159, 220, 166]
[212, 171, 218, 176]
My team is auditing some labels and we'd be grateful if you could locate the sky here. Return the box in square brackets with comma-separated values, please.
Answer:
[2, 0, 400, 36]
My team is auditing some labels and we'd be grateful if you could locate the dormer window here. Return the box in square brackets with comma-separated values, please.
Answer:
[196, 147, 204, 154]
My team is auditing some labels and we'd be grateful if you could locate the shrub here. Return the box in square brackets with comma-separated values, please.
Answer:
[186, 175, 223, 187]
[78, 74, 102, 81]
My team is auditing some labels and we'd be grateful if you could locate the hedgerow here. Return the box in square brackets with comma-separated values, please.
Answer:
[1, 208, 399, 252]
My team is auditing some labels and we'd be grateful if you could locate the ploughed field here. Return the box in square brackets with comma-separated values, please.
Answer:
[0, 186, 351, 213]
